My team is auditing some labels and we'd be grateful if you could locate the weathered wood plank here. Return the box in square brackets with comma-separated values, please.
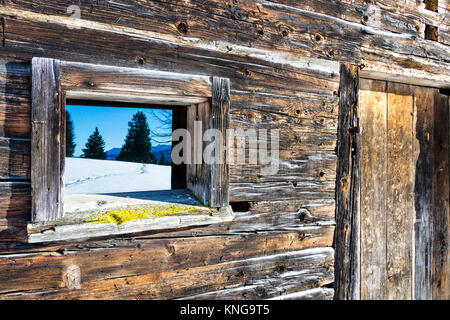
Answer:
[0, 137, 30, 179]
[334, 63, 360, 300]
[4, 0, 450, 70]
[267, 287, 334, 300]
[31, 57, 63, 222]
[179, 254, 334, 300]
[0, 16, 340, 96]
[386, 82, 414, 300]
[65, 90, 208, 106]
[0, 182, 30, 242]
[187, 102, 211, 206]
[0, 247, 334, 300]
[432, 91, 449, 299]
[0, 61, 31, 139]
[0, 3, 449, 88]
[0, 0, 446, 301]
[8, 0, 450, 41]
[210, 77, 230, 208]
[0, 182, 30, 220]
[61, 61, 212, 98]
[412, 85, 435, 300]
[0, 232, 333, 297]
[0, 1, 358, 64]
[230, 151, 336, 184]
[230, 181, 334, 203]
[359, 78, 387, 300]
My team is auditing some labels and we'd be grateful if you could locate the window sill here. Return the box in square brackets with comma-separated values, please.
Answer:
[27, 196, 234, 243]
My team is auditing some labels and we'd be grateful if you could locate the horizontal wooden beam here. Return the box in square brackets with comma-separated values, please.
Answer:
[360, 68, 450, 90]
[27, 207, 234, 244]
[60, 61, 213, 98]
[64, 90, 209, 106]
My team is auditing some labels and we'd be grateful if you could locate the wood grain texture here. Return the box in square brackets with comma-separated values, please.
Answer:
[0, 137, 30, 179]
[0, 232, 333, 299]
[386, 82, 414, 300]
[31, 57, 63, 222]
[0, 248, 334, 300]
[359, 79, 387, 300]
[0, 182, 30, 220]
[61, 61, 212, 98]
[210, 77, 230, 208]
[334, 63, 360, 300]
[432, 91, 449, 299]
[2, 0, 449, 72]
[358, 82, 450, 300]
[0, 0, 447, 301]
[187, 102, 211, 206]
[412, 85, 435, 300]
[0, 182, 30, 242]
[0, 61, 31, 139]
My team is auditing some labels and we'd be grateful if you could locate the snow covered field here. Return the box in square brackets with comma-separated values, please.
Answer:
[65, 158, 171, 195]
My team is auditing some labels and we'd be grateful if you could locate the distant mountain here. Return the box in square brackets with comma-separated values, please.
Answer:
[106, 145, 171, 163]
[105, 148, 122, 160]
[151, 145, 172, 164]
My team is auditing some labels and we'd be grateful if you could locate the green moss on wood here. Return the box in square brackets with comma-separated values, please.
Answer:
[88, 204, 204, 225]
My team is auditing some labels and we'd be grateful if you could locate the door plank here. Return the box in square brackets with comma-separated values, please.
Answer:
[412, 85, 435, 300]
[334, 64, 360, 300]
[359, 79, 388, 300]
[386, 82, 414, 300]
[432, 91, 449, 299]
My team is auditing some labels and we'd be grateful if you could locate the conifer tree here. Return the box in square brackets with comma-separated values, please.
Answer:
[117, 111, 156, 164]
[81, 127, 107, 160]
[159, 154, 169, 166]
[66, 111, 76, 157]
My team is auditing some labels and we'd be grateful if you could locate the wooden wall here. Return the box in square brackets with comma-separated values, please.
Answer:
[0, 0, 448, 299]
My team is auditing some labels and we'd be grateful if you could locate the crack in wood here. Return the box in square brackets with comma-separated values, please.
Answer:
[1, 17, 5, 47]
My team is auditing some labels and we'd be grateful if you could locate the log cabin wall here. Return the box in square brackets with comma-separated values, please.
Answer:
[0, 0, 448, 300]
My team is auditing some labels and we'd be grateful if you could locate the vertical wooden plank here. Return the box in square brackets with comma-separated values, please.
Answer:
[432, 91, 449, 299]
[359, 79, 387, 300]
[386, 82, 414, 300]
[187, 102, 211, 205]
[334, 63, 360, 300]
[31, 57, 62, 222]
[412, 86, 434, 300]
[60, 92, 66, 218]
[210, 77, 230, 208]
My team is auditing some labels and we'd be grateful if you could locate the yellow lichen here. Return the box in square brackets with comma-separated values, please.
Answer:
[88, 205, 200, 225]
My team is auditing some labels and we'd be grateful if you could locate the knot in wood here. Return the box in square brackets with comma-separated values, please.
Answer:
[165, 244, 176, 256]
[135, 56, 146, 65]
[176, 21, 188, 34]
[297, 208, 315, 223]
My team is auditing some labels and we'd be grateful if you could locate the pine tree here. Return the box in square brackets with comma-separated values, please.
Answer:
[81, 127, 107, 160]
[66, 111, 76, 157]
[159, 154, 168, 166]
[117, 111, 157, 164]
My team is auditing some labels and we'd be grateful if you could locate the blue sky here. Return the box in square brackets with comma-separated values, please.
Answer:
[67, 105, 172, 157]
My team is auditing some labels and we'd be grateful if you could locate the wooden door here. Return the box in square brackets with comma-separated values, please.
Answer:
[359, 79, 449, 300]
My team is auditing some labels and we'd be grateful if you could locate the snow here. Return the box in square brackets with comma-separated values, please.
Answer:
[65, 157, 171, 195]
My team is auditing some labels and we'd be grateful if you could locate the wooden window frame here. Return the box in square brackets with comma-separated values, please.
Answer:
[31, 57, 230, 223]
